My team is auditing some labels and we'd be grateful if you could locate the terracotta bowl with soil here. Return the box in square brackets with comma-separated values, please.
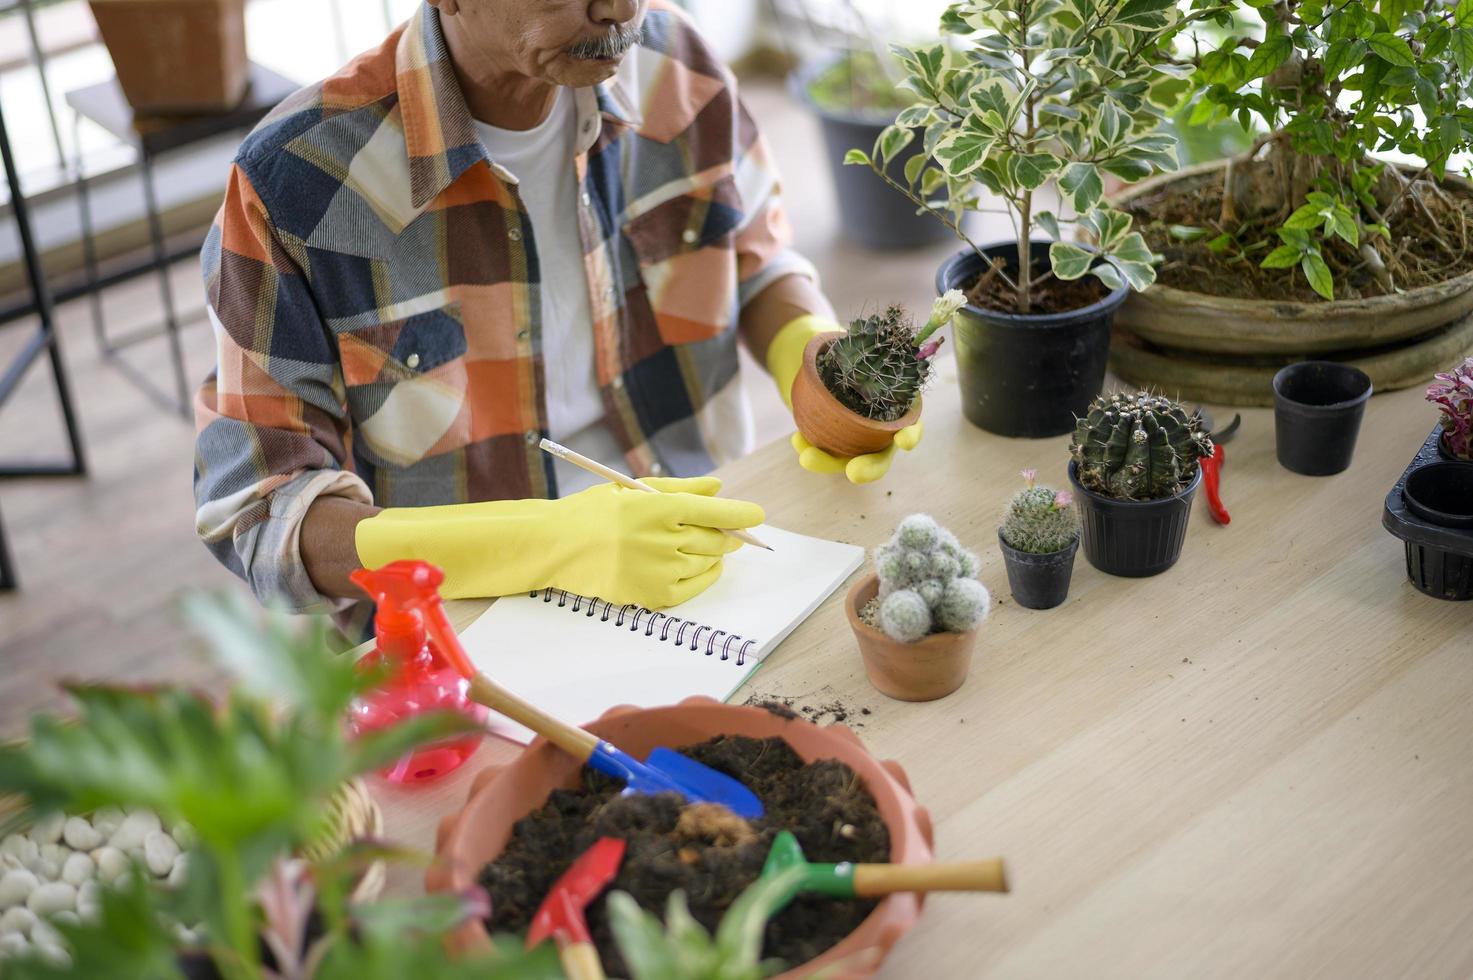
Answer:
[428, 697, 935, 979]
[791, 334, 922, 459]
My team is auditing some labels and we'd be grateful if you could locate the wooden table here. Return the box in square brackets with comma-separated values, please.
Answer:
[372, 366, 1473, 978]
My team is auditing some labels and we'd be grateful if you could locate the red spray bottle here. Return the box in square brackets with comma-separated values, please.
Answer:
[348, 560, 486, 784]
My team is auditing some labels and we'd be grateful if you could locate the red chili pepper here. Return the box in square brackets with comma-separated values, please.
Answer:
[1202, 443, 1230, 525]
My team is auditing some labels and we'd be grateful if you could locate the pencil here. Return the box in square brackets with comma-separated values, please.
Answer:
[539, 439, 773, 552]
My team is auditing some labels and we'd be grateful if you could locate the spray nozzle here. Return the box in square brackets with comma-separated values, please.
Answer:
[349, 560, 476, 678]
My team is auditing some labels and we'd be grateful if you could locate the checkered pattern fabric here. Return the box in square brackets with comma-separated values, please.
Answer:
[193, 1, 812, 618]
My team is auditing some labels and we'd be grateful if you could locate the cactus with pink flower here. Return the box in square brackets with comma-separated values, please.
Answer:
[1001, 469, 1079, 555]
[1427, 357, 1473, 460]
[817, 291, 965, 422]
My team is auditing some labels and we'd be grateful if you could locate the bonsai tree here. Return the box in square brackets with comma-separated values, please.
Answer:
[869, 515, 991, 642]
[845, 0, 1232, 313]
[1428, 356, 1473, 459]
[1001, 469, 1079, 553]
[818, 291, 964, 421]
[0, 595, 553, 980]
[1070, 391, 1215, 500]
[1182, 0, 1473, 300]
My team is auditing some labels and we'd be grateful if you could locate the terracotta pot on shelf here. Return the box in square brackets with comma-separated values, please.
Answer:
[791, 334, 921, 459]
[429, 697, 935, 980]
[845, 574, 977, 702]
[88, 0, 250, 114]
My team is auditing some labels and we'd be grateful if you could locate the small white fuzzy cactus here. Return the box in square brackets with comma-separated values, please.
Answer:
[872, 514, 990, 642]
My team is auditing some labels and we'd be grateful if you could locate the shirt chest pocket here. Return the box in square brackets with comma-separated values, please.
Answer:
[622, 176, 743, 346]
[337, 303, 471, 466]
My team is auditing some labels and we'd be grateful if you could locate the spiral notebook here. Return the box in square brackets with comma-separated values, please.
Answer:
[456, 525, 864, 743]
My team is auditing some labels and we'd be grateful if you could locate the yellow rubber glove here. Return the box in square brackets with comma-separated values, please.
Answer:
[355, 477, 764, 608]
[766, 314, 925, 485]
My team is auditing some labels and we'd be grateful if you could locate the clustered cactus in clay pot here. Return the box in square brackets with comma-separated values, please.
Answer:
[846, 514, 990, 702]
[792, 292, 966, 458]
[998, 470, 1080, 611]
[1427, 357, 1473, 461]
[1068, 391, 1214, 578]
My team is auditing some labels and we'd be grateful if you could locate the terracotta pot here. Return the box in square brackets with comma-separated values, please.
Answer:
[791, 334, 922, 459]
[88, 0, 250, 114]
[429, 697, 935, 979]
[845, 574, 977, 701]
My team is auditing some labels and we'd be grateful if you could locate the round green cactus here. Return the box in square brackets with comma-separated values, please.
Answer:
[872, 513, 991, 643]
[1070, 391, 1214, 501]
[1001, 469, 1080, 554]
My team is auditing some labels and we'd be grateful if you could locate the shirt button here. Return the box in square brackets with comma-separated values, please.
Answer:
[682, 229, 698, 245]
[611, 376, 625, 391]
[517, 329, 529, 341]
[580, 191, 592, 207]
[605, 284, 617, 297]
[508, 228, 523, 242]
[649, 462, 665, 476]
[405, 353, 420, 369]
[524, 430, 539, 446]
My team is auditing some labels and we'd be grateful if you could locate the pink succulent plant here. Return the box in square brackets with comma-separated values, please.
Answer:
[1427, 357, 1473, 459]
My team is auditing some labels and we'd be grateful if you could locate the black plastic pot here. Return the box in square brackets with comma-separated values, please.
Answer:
[1272, 361, 1373, 476]
[1382, 425, 1473, 601]
[998, 530, 1078, 609]
[790, 59, 955, 251]
[937, 243, 1128, 438]
[1068, 461, 1200, 577]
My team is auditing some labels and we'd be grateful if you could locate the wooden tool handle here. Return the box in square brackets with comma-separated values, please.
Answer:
[852, 859, 1009, 896]
[558, 941, 606, 980]
[468, 673, 600, 761]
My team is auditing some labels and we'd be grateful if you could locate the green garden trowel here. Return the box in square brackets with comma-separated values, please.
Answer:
[758, 831, 1009, 909]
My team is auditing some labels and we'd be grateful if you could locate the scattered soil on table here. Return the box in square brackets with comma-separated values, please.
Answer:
[964, 263, 1108, 316]
[1125, 170, 1473, 302]
[744, 692, 869, 728]
[478, 735, 891, 976]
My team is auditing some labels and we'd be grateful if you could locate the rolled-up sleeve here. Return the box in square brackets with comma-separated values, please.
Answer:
[192, 162, 371, 613]
[730, 90, 818, 308]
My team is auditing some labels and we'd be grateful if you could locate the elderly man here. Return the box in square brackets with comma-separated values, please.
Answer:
[193, 0, 923, 629]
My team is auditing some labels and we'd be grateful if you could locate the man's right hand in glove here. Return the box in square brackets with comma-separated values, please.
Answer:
[323, 476, 762, 609]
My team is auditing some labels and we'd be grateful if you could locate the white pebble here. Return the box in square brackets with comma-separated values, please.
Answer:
[76, 882, 99, 906]
[60, 853, 94, 887]
[0, 854, 20, 871]
[61, 817, 102, 853]
[25, 881, 76, 917]
[28, 919, 58, 947]
[144, 831, 180, 877]
[166, 853, 188, 888]
[91, 807, 125, 839]
[26, 814, 63, 847]
[109, 812, 160, 852]
[25, 857, 58, 882]
[91, 846, 128, 885]
[39, 844, 67, 868]
[51, 910, 79, 927]
[0, 837, 37, 868]
[0, 870, 38, 910]
[0, 905, 36, 936]
[0, 931, 28, 956]
[35, 937, 68, 967]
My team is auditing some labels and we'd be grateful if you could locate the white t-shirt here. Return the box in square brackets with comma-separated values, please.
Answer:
[474, 88, 622, 497]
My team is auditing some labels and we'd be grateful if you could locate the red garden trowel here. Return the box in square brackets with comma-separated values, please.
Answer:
[756, 831, 1009, 908]
[362, 561, 765, 818]
[526, 837, 626, 980]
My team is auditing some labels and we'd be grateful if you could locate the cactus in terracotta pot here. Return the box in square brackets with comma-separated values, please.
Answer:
[870, 514, 989, 643]
[1070, 391, 1214, 502]
[1427, 357, 1473, 460]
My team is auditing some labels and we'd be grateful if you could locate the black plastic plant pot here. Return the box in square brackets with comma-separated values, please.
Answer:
[937, 243, 1128, 439]
[1068, 461, 1200, 578]
[1382, 426, 1473, 601]
[1272, 361, 1373, 476]
[997, 530, 1078, 610]
[790, 60, 954, 251]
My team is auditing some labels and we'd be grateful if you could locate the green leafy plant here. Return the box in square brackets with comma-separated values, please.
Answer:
[0, 594, 551, 980]
[807, 50, 914, 115]
[817, 291, 963, 421]
[845, 0, 1230, 313]
[1186, 0, 1473, 299]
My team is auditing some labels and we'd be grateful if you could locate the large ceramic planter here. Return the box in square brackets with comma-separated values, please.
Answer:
[1069, 462, 1201, 578]
[937, 242, 1128, 438]
[1110, 162, 1473, 405]
[429, 698, 935, 979]
[844, 574, 977, 701]
[89, 0, 250, 114]
[791, 334, 922, 458]
[790, 59, 956, 251]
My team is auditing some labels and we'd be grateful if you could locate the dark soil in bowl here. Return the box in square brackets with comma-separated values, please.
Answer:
[477, 735, 891, 976]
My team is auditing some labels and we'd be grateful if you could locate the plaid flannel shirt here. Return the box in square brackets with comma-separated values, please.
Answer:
[193, 1, 813, 620]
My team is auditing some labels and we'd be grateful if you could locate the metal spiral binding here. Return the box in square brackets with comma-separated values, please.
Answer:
[529, 590, 759, 666]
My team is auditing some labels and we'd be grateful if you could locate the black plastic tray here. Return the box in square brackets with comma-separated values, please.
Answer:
[1382, 424, 1473, 600]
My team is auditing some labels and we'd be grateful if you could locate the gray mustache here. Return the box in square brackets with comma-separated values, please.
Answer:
[567, 23, 642, 60]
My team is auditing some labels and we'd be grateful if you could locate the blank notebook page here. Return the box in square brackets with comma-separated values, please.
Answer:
[456, 525, 864, 742]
